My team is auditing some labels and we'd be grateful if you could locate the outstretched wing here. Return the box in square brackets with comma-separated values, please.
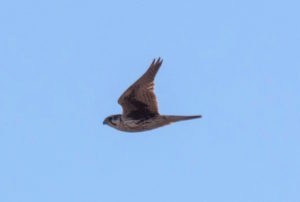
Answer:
[118, 58, 163, 119]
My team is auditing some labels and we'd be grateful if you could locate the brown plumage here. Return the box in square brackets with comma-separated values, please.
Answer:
[103, 58, 201, 132]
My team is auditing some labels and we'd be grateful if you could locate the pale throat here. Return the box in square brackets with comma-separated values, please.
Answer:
[111, 116, 121, 125]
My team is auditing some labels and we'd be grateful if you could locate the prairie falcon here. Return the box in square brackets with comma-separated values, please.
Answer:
[103, 58, 201, 132]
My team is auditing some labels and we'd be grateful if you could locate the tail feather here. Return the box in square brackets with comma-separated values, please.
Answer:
[166, 115, 202, 123]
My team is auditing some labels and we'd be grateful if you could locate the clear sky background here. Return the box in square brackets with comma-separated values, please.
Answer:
[1, 0, 299, 201]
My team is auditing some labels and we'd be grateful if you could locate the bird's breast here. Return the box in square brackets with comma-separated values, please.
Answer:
[116, 116, 169, 132]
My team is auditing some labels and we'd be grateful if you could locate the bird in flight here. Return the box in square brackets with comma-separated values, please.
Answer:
[103, 58, 201, 132]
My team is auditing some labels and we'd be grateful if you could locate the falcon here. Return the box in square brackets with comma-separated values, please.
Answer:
[103, 58, 201, 132]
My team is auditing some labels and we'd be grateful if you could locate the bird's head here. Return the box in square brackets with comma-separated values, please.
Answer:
[103, 114, 122, 127]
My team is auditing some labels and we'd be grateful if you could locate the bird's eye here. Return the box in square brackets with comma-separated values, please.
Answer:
[109, 117, 117, 125]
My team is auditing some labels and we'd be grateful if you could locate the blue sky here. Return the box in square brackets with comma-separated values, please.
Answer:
[1, 0, 300, 201]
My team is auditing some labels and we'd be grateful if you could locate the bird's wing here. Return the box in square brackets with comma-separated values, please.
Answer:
[118, 58, 163, 119]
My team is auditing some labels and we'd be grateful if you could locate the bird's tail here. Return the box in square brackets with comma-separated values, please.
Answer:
[165, 115, 202, 123]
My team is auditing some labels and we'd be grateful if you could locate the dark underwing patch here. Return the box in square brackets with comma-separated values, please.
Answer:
[125, 89, 157, 119]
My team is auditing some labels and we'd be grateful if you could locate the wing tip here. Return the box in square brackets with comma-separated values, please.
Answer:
[153, 57, 163, 63]
[151, 57, 163, 68]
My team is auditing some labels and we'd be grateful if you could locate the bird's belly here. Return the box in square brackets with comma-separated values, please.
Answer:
[119, 117, 168, 132]
[123, 119, 142, 128]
